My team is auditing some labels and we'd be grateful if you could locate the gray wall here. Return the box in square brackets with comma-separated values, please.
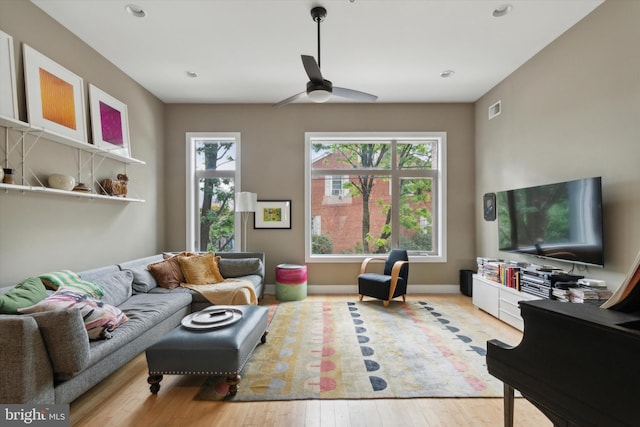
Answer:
[164, 104, 477, 285]
[474, 0, 640, 288]
[0, 1, 165, 286]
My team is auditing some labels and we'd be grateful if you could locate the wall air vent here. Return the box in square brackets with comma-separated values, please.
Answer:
[488, 100, 501, 120]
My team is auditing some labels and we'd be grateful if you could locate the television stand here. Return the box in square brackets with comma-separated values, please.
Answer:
[472, 275, 540, 330]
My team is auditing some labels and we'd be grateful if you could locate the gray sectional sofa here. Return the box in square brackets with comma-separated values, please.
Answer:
[0, 251, 265, 404]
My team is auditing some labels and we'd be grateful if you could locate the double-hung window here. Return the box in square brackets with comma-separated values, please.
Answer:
[186, 132, 240, 252]
[305, 132, 447, 262]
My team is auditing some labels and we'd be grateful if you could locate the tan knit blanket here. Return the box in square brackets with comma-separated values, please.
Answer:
[181, 279, 258, 305]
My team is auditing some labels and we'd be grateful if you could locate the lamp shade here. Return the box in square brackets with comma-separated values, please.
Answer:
[235, 192, 257, 212]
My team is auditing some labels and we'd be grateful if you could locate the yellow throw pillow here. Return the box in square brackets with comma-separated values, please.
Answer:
[178, 252, 224, 285]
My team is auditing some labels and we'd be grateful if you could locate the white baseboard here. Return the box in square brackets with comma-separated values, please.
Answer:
[264, 284, 460, 295]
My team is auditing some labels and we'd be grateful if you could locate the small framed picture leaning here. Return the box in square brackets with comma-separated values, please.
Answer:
[254, 200, 291, 229]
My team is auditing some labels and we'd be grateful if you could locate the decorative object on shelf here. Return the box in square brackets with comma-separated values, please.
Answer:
[100, 173, 128, 197]
[254, 200, 291, 229]
[483, 192, 496, 221]
[47, 173, 76, 191]
[2, 168, 14, 184]
[235, 191, 257, 251]
[88, 84, 131, 158]
[23, 44, 87, 143]
[0, 30, 18, 119]
[72, 183, 91, 193]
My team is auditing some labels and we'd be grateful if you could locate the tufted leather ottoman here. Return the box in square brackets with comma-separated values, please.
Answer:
[145, 305, 268, 396]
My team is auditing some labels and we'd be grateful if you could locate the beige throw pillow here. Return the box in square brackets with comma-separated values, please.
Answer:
[178, 252, 224, 285]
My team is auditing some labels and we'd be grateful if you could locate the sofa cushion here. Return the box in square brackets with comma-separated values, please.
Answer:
[0, 277, 49, 314]
[148, 260, 182, 289]
[19, 290, 128, 340]
[119, 255, 164, 293]
[218, 257, 263, 278]
[38, 270, 104, 298]
[147, 252, 194, 290]
[30, 309, 90, 377]
[178, 252, 224, 284]
[93, 270, 134, 307]
[86, 292, 192, 364]
[125, 265, 157, 294]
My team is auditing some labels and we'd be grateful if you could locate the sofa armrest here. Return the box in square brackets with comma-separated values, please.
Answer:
[0, 316, 55, 403]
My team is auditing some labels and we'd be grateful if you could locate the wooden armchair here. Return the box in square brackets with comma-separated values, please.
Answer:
[357, 249, 409, 307]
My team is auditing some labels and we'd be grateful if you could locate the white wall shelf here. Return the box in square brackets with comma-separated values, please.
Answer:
[0, 115, 145, 165]
[1, 114, 145, 203]
[0, 182, 144, 202]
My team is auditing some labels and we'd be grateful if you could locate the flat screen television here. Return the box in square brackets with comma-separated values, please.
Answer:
[497, 177, 604, 267]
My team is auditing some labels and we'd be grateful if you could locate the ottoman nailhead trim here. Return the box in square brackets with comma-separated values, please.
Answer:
[150, 370, 240, 375]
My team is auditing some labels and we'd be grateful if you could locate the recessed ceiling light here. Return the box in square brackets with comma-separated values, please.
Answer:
[440, 70, 455, 78]
[492, 4, 513, 18]
[185, 71, 199, 78]
[125, 4, 147, 18]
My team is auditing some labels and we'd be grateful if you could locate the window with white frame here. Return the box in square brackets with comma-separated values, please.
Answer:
[186, 132, 241, 252]
[305, 132, 447, 261]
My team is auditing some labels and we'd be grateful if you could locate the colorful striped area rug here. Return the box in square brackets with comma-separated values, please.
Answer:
[196, 300, 512, 401]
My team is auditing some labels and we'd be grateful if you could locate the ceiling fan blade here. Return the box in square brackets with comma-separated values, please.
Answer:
[273, 91, 306, 108]
[333, 87, 378, 102]
[301, 55, 323, 82]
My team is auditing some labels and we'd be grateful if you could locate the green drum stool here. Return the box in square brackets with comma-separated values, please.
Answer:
[275, 264, 307, 301]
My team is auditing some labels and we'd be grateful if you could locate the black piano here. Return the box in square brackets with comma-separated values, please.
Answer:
[487, 299, 640, 427]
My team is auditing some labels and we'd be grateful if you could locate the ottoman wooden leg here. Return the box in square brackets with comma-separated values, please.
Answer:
[147, 374, 163, 394]
[227, 374, 241, 396]
[261, 330, 269, 343]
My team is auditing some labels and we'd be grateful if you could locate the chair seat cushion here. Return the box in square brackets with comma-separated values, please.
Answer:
[358, 273, 406, 300]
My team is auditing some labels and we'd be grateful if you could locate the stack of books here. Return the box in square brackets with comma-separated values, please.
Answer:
[500, 263, 521, 290]
[552, 287, 571, 302]
[569, 286, 613, 305]
[476, 257, 499, 278]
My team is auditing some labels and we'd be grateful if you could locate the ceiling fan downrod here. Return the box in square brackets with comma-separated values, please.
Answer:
[311, 6, 326, 68]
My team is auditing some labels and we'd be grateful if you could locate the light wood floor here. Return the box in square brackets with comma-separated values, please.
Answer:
[70, 294, 551, 427]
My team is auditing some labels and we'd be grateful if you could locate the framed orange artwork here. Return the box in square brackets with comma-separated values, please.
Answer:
[23, 44, 87, 143]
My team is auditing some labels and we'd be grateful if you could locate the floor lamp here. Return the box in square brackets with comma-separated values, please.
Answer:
[235, 192, 257, 252]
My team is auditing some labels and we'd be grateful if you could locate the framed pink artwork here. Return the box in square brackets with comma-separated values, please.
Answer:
[88, 84, 131, 157]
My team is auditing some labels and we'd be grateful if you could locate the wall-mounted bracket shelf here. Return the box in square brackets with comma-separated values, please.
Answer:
[0, 115, 145, 165]
[0, 182, 145, 202]
[1, 114, 145, 203]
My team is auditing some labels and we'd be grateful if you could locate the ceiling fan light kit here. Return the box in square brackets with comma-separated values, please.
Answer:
[307, 83, 332, 103]
[273, 6, 378, 108]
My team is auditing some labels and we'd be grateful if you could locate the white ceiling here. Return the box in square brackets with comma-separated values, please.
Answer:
[30, 0, 604, 105]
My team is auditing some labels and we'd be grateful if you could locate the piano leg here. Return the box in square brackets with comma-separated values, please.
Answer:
[504, 383, 514, 427]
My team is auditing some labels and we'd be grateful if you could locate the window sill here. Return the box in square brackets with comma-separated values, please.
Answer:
[305, 254, 446, 263]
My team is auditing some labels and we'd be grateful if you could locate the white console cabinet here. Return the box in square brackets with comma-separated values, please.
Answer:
[472, 274, 540, 331]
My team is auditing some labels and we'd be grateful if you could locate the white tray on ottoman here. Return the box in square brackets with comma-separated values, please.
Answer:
[145, 305, 269, 396]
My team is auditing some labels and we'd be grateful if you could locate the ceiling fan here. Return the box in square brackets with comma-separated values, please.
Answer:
[273, 6, 378, 108]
